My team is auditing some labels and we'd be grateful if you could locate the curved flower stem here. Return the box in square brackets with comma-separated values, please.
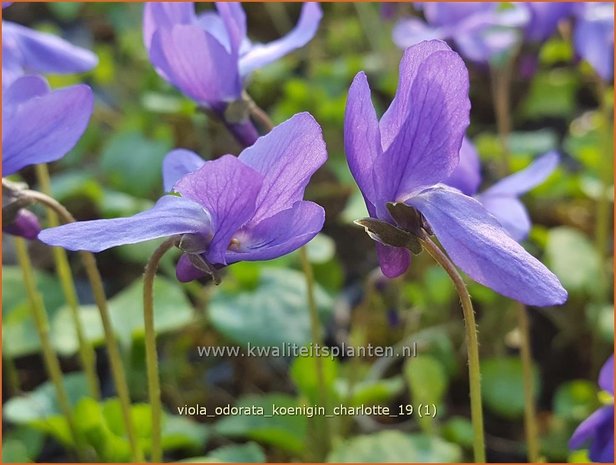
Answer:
[35, 164, 100, 401]
[515, 302, 540, 462]
[14, 237, 85, 460]
[143, 237, 179, 463]
[24, 189, 142, 462]
[299, 246, 331, 460]
[418, 234, 486, 463]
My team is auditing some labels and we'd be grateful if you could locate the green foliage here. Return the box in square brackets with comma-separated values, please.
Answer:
[481, 357, 540, 420]
[50, 276, 195, 354]
[209, 267, 332, 347]
[291, 355, 339, 404]
[327, 431, 462, 462]
[546, 227, 602, 295]
[181, 442, 266, 463]
[2, 266, 66, 357]
[215, 394, 307, 454]
[101, 131, 171, 198]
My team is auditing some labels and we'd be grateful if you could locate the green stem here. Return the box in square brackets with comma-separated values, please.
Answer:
[418, 235, 486, 463]
[144, 237, 179, 463]
[515, 302, 540, 462]
[35, 164, 100, 400]
[25, 189, 142, 462]
[490, 58, 515, 175]
[590, 79, 614, 374]
[492, 54, 543, 460]
[14, 237, 85, 460]
[299, 246, 331, 460]
[593, 79, 613, 295]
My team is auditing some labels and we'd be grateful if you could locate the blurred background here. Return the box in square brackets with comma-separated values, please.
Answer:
[2, 2, 614, 463]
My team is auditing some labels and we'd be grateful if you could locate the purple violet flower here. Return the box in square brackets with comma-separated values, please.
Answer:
[523, 2, 574, 43]
[2, 75, 94, 239]
[570, 355, 614, 463]
[445, 138, 559, 241]
[39, 113, 327, 283]
[574, 2, 614, 82]
[392, 3, 528, 63]
[345, 40, 566, 306]
[2, 3, 98, 88]
[143, 2, 322, 113]
[3, 75, 94, 176]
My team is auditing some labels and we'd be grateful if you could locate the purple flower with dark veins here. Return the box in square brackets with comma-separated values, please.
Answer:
[345, 40, 566, 306]
[2, 3, 98, 88]
[2, 75, 94, 239]
[445, 138, 560, 241]
[574, 2, 614, 82]
[570, 355, 614, 463]
[39, 113, 326, 283]
[143, 2, 322, 113]
[392, 3, 528, 63]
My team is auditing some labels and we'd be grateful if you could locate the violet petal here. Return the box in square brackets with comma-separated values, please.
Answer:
[408, 185, 567, 306]
[174, 155, 262, 265]
[38, 195, 212, 253]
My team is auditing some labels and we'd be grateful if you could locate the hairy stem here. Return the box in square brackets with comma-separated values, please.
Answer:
[25, 189, 142, 462]
[418, 235, 486, 463]
[14, 237, 85, 460]
[144, 237, 179, 463]
[35, 164, 100, 400]
[299, 246, 331, 460]
[516, 302, 540, 461]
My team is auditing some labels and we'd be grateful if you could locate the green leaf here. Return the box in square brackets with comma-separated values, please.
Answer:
[405, 355, 448, 406]
[73, 397, 132, 462]
[2, 439, 31, 463]
[49, 171, 104, 205]
[521, 69, 577, 119]
[481, 356, 539, 420]
[405, 355, 448, 432]
[101, 131, 171, 198]
[181, 442, 266, 463]
[327, 431, 462, 462]
[442, 416, 475, 449]
[161, 414, 210, 453]
[335, 376, 404, 408]
[51, 277, 194, 354]
[3, 373, 90, 424]
[553, 380, 599, 422]
[290, 355, 339, 404]
[546, 227, 601, 294]
[305, 234, 336, 264]
[2, 265, 67, 357]
[215, 393, 307, 454]
[1, 427, 45, 462]
[507, 130, 558, 156]
[586, 303, 615, 342]
[209, 268, 332, 347]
